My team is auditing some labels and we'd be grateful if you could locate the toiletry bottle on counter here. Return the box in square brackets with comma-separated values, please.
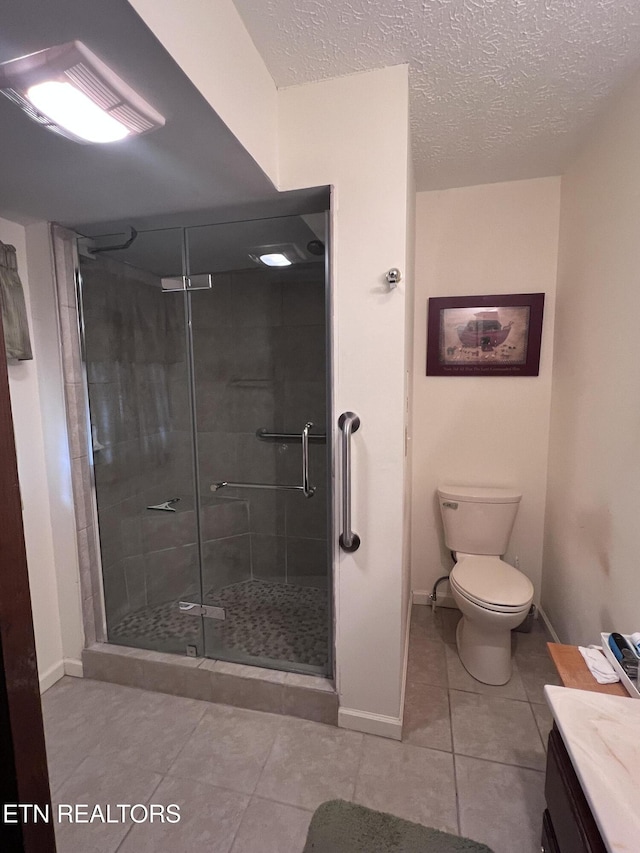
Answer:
[632, 634, 640, 690]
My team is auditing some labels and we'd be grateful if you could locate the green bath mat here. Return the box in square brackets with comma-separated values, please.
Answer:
[302, 800, 494, 853]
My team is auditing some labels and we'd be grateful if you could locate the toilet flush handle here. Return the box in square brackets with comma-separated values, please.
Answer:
[442, 501, 458, 510]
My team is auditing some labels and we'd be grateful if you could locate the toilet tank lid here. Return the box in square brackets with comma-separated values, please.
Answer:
[438, 485, 522, 504]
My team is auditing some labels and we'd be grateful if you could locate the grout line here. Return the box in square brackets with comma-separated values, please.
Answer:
[114, 772, 166, 852]
[251, 715, 285, 797]
[451, 750, 546, 775]
[227, 795, 258, 852]
[248, 521, 254, 582]
[349, 729, 369, 805]
[227, 803, 253, 853]
[401, 740, 454, 757]
[452, 752, 462, 836]
[529, 699, 549, 752]
[406, 628, 460, 835]
[164, 757, 277, 801]
[447, 663, 461, 836]
[249, 794, 314, 814]
[447, 686, 532, 704]
[154, 702, 210, 779]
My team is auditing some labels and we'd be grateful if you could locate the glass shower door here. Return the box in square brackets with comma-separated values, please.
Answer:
[186, 218, 331, 674]
[80, 227, 205, 656]
[81, 214, 331, 673]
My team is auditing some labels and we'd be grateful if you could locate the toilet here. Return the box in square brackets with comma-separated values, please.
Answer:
[437, 484, 534, 686]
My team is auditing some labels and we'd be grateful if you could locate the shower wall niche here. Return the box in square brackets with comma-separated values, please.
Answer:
[80, 217, 330, 675]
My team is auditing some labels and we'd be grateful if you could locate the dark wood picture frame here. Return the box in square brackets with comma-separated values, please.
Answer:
[426, 292, 545, 377]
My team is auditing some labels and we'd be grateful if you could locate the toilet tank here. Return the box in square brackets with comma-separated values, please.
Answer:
[437, 485, 522, 555]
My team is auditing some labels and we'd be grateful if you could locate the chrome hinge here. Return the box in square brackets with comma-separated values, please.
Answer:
[179, 601, 226, 620]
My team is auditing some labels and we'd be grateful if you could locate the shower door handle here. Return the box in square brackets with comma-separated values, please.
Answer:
[302, 422, 314, 498]
[338, 412, 360, 552]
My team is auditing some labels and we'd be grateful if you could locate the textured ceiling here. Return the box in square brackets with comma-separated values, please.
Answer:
[234, 0, 640, 190]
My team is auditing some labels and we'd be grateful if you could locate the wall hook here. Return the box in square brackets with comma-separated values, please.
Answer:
[386, 268, 401, 289]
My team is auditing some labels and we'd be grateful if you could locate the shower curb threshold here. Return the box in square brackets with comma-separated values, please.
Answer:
[82, 643, 338, 726]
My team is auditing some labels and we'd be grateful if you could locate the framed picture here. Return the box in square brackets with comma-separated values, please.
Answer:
[426, 293, 545, 376]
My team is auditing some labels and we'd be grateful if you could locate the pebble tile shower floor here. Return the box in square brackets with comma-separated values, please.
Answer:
[43, 604, 560, 853]
[110, 578, 329, 669]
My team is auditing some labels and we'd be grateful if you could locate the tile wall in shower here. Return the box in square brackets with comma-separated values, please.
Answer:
[189, 263, 328, 594]
[81, 257, 252, 635]
[82, 256, 328, 643]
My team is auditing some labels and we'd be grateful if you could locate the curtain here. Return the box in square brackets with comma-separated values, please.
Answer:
[0, 240, 32, 360]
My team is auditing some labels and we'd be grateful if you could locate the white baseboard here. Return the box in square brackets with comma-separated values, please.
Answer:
[64, 658, 84, 678]
[39, 660, 65, 693]
[39, 657, 84, 693]
[412, 589, 457, 609]
[338, 707, 402, 740]
[340, 598, 412, 741]
[538, 606, 561, 643]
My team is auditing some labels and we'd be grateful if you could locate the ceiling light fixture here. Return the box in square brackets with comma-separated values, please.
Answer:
[248, 242, 306, 268]
[0, 41, 165, 144]
[257, 253, 292, 267]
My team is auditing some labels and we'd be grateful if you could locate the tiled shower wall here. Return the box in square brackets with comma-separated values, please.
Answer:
[81, 256, 197, 629]
[80, 255, 328, 638]
[190, 263, 328, 592]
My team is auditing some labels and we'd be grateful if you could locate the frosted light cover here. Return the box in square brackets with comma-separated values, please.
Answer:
[258, 253, 292, 267]
[26, 81, 130, 143]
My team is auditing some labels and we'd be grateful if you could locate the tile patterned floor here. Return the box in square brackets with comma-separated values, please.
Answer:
[405, 605, 560, 853]
[42, 605, 559, 853]
[110, 578, 329, 668]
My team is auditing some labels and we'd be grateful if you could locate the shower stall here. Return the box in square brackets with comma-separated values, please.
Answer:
[78, 214, 331, 676]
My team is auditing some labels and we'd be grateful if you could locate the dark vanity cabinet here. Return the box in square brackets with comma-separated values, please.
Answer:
[542, 724, 606, 853]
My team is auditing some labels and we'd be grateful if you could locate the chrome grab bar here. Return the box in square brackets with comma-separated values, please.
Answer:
[338, 412, 360, 552]
[211, 481, 306, 493]
[211, 422, 316, 498]
[256, 427, 326, 444]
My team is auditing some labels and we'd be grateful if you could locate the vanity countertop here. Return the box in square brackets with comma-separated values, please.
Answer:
[544, 685, 640, 853]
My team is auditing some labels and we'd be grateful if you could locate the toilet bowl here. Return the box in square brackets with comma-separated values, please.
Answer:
[437, 484, 534, 685]
[449, 554, 533, 685]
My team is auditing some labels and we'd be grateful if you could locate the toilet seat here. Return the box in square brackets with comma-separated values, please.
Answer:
[450, 556, 533, 614]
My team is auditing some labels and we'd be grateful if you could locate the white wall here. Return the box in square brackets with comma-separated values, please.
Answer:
[25, 223, 85, 674]
[128, 0, 413, 732]
[1, 217, 66, 690]
[411, 178, 560, 602]
[402, 153, 416, 645]
[279, 65, 412, 730]
[128, 0, 279, 183]
[543, 70, 640, 643]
